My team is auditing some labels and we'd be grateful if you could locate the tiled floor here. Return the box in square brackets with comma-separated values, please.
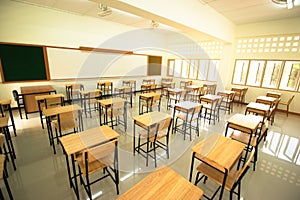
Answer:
[3, 96, 300, 200]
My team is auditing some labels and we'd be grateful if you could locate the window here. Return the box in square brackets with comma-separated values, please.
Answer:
[232, 60, 249, 85]
[207, 60, 219, 81]
[198, 60, 209, 80]
[279, 61, 300, 91]
[167, 58, 219, 82]
[174, 60, 182, 77]
[246, 60, 265, 86]
[189, 59, 198, 79]
[168, 59, 175, 76]
[262, 61, 282, 88]
[181, 60, 189, 78]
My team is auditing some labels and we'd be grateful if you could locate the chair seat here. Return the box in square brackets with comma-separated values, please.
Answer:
[196, 162, 238, 191]
[77, 156, 113, 176]
[229, 131, 258, 147]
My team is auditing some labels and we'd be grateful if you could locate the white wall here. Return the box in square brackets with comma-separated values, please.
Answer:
[229, 17, 300, 114]
[0, 0, 167, 106]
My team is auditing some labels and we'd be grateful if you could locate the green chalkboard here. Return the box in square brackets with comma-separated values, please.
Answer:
[0, 44, 48, 82]
[148, 55, 162, 75]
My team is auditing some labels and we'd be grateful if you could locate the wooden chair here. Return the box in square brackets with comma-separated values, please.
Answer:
[122, 80, 136, 93]
[194, 149, 255, 200]
[186, 87, 203, 102]
[279, 94, 295, 116]
[82, 90, 101, 118]
[218, 92, 235, 114]
[201, 97, 223, 125]
[52, 110, 80, 144]
[267, 98, 280, 125]
[40, 96, 65, 129]
[174, 105, 202, 141]
[0, 154, 14, 200]
[141, 94, 162, 114]
[180, 80, 192, 89]
[104, 101, 127, 131]
[77, 140, 119, 199]
[137, 117, 172, 167]
[167, 90, 186, 109]
[0, 134, 16, 172]
[12, 90, 27, 119]
[66, 84, 84, 102]
[97, 82, 113, 95]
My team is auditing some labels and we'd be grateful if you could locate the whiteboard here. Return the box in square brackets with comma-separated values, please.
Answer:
[47, 47, 148, 79]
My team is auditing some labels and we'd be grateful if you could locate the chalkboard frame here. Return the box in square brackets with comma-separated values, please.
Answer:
[0, 43, 50, 83]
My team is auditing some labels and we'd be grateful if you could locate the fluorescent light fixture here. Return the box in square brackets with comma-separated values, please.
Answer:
[272, 0, 294, 9]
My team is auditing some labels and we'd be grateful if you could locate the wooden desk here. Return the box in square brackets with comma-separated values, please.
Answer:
[98, 98, 127, 127]
[200, 94, 222, 104]
[256, 96, 277, 106]
[189, 134, 245, 200]
[97, 81, 113, 95]
[132, 111, 171, 157]
[122, 80, 136, 93]
[0, 99, 16, 136]
[21, 85, 56, 113]
[79, 89, 102, 117]
[43, 104, 83, 154]
[60, 125, 119, 199]
[173, 101, 202, 127]
[35, 93, 65, 129]
[139, 92, 161, 114]
[0, 117, 16, 170]
[246, 102, 270, 120]
[115, 86, 133, 108]
[167, 88, 185, 109]
[118, 167, 203, 200]
[266, 91, 281, 99]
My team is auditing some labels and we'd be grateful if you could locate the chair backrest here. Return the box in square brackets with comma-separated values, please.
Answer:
[234, 149, 255, 186]
[266, 92, 281, 99]
[288, 94, 295, 104]
[45, 97, 64, 108]
[12, 90, 19, 102]
[156, 117, 172, 132]
[59, 110, 79, 124]
[72, 84, 84, 90]
[111, 101, 125, 116]
[82, 140, 117, 174]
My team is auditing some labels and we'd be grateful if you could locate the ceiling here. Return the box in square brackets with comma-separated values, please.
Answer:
[11, 0, 300, 33]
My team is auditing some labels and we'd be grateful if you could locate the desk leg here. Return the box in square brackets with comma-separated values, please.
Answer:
[99, 103, 102, 126]
[172, 107, 176, 134]
[46, 116, 56, 154]
[3, 126, 16, 170]
[71, 154, 79, 200]
[138, 96, 142, 115]
[133, 122, 136, 155]
[219, 170, 228, 200]
[189, 152, 195, 182]
[63, 148, 72, 188]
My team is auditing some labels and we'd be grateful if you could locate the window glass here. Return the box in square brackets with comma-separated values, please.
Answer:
[262, 61, 282, 88]
[181, 60, 189, 78]
[174, 60, 182, 77]
[279, 61, 300, 90]
[207, 60, 219, 81]
[198, 60, 209, 80]
[168, 59, 174, 76]
[246, 60, 265, 86]
[189, 59, 198, 79]
[232, 60, 249, 84]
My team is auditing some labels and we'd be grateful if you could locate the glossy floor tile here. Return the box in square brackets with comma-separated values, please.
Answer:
[3, 96, 300, 200]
